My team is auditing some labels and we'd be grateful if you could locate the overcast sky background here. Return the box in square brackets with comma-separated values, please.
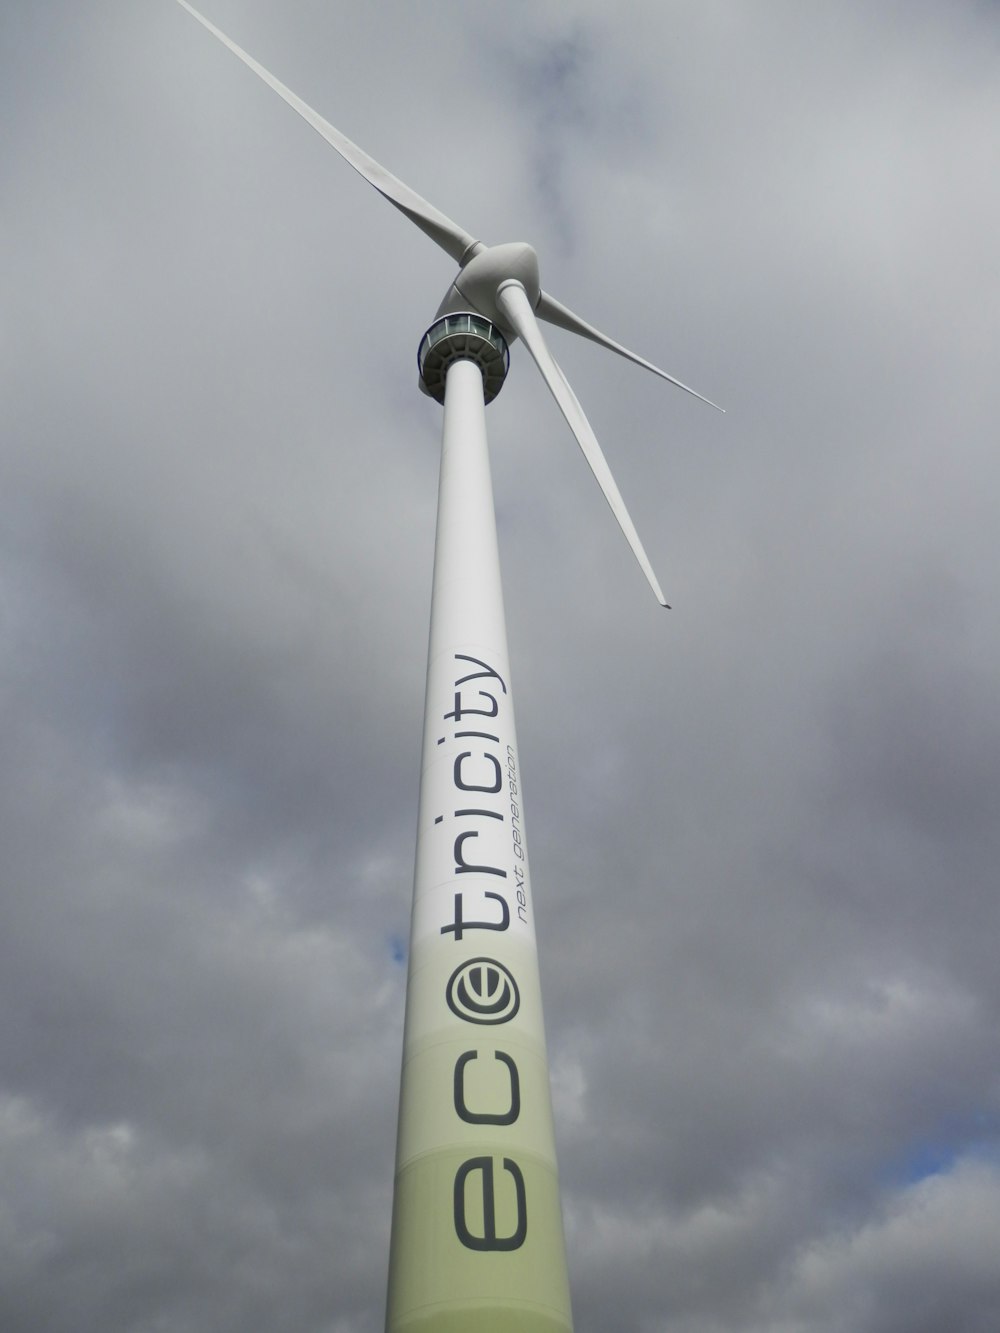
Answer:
[3, 2, 1000, 1330]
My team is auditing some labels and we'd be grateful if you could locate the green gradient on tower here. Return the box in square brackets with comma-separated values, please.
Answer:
[386, 355, 573, 1332]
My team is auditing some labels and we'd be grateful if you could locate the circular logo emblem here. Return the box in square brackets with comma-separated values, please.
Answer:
[446, 957, 520, 1025]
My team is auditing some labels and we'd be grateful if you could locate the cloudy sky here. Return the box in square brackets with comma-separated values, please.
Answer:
[3, 2, 1000, 1330]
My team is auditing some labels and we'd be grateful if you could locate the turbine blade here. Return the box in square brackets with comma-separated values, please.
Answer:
[174, 0, 480, 264]
[496, 282, 670, 608]
[536, 289, 724, 413]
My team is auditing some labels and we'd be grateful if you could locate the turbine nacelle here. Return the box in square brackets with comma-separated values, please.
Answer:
[435, 242, 542, 341]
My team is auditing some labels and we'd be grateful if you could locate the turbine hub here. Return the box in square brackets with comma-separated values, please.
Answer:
[456, 242, 540, 309]
[434, 243, 541, 340]
[417, 313, 510, 405]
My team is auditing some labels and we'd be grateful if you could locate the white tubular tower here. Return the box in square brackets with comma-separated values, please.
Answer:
[385, 320, 573, 1333]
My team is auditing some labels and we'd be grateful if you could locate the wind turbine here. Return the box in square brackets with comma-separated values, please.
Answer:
[173, 5, 721, 1331]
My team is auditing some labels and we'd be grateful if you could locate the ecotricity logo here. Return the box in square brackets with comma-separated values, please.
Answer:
[446, 957, 520, 1025]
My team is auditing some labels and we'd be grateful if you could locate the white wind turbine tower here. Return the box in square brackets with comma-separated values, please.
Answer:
[174, 5, 722, 1331]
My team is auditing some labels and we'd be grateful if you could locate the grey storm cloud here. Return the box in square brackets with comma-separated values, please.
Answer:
[2, 2, 999, 1331]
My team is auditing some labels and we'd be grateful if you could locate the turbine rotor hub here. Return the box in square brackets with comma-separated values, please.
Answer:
[456, 242, 540, 303]
[417, 313, 510, 405]
[433, 243, 542, 340]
